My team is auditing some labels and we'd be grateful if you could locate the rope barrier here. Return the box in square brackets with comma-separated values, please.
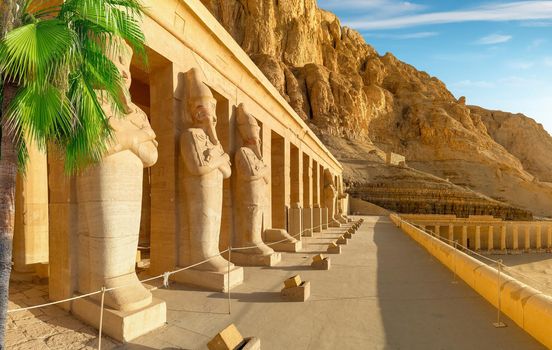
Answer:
[409, 221, 552, 293]
[6, 220, 361, 315]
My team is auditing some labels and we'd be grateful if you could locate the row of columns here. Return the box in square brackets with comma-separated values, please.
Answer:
[423, 224, 552, 252]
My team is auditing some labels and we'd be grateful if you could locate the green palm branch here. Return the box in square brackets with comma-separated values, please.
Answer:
[0, 0, 147, 172]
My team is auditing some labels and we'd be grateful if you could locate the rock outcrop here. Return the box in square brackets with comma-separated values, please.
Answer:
[201, 0, 552, 218]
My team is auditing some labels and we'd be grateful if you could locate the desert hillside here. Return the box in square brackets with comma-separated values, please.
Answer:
[200, 0, 552, 218]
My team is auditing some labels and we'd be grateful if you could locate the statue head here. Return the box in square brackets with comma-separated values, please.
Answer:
[186, 68, 219, 145]
[324, 169, 335, 185]
[106, 38, 133, 113]
[237, 103, 262, 159]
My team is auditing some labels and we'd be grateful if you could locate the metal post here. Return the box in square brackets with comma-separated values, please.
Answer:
[227, 246, 232, 315]
[98, 287, 106, 350]
[493, 260, 507, 328]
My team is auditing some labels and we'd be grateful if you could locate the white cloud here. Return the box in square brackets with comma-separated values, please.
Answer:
[364, 31, 439, 39]
[454, 80, 495, 88]
[475, 34, 512, 45]
[507, 61, 535, 70]
[528, 38, 547, 49]
[346, 1, 552, 30]
[318, 0, 425, 18]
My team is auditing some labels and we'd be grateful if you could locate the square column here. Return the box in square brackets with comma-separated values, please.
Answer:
[13, 141, 49, 274]
[475, 226, 481, 251]
[524, 225, 531, 252]
[434, 225, 441, 239]
[547, 226, 552, 252]
[461, 226, 468, 248]
[290, 145, 303, 207]
[302, 155, 313, 237]
[487, 226, 494, 252]
[271, 133, 290, 230]
[536, 225, 542, 251]
[288, 203, 303, 240]
[313, 204, 322, 233]
[322, 208, 329, 230]
[500, 226, 507, 251]
[448, 224, 454, 242]
[512, 225, 519, 251]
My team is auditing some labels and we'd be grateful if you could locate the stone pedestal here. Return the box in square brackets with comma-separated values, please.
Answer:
[263, 229, 302, 252]
[288, 205, 303, 240]
[311, 257, 331, 270]
[313, 207, 322, 233]
[337, 236, 348, 245]
[72, 296, 166, 343]
[230, 251, 281, 267]
[281, 281, 310, 302]
[302, 207, 313, 237]
[327, 243, 341, 254]
[322, 208, 329, 229]
[171, 266, 244, 292]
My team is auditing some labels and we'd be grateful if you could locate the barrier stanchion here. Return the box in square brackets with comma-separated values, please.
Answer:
[98, 287, 106, 350]
[227, 245, 232, 315]
[493, 259, 507, 328]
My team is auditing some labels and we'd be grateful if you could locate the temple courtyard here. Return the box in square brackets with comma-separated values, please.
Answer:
[6, 216, 544, 349]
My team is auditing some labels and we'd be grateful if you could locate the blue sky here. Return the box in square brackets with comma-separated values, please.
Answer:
[318, 0, 552, 133]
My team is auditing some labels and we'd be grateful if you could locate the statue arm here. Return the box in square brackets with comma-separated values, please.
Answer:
[181, 132, 231, 177]
[236, 149, 267, 181]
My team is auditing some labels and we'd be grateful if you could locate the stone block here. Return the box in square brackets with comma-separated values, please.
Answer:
[344, 232, 352, 239]
[230, 251, 281, 267]
[242, 337, 261, 350]
[263, 229, 302, 252]
[72, 296, 166, 343]
[281, 281, 310, 302]
[171, 266, 244, 292]
[327, 242, 341, 254]
[284, 275, 302, 289]
[337, 236, 348, 245]
[312, 254, 325, 263]
[311, 257, 331, 270]
[207, 324, 243, 350]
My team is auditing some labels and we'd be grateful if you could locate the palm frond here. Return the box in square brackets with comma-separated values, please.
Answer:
[0, 19, 77, 84]
[64, 72, 113, 172]
[4, 82, 75, 150]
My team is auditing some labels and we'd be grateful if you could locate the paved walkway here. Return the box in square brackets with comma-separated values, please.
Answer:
[6, 216, 545, 349]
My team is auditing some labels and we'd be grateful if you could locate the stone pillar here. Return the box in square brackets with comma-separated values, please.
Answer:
[500, 226, 507, 251]
[434, 225, 441, 239]
[13, 141, 49, 274]
[313, 204, 322, 233]
[312, 161, 321, 233]
[536, 225, 542, 251]
[547, 226, 552, 251]
[302, 155, 313, 237]
[322, 208, 329, 230]
[288, 203, 303, 240]
[271, 135, 290, 230]
[461, 226, 468, 248]
[149, 63, 178, 276]
[487, 226, 494, 252]
[512, 225, 519, 251]
[524, 225, 531, 251]
[448, 224, 454, 242]
[48, 152, 78, 310]
[475, 226, 481, 251]
[290, 146, 303, 207]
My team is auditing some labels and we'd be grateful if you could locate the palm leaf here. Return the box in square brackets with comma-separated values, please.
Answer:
[0, 19, 77, 84]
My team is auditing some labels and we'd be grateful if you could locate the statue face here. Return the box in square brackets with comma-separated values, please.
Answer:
[192, 99, 217, 127]
[115, 51, 132, 91]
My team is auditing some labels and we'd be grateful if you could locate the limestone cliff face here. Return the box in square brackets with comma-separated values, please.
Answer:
[201, 0, 552, 218]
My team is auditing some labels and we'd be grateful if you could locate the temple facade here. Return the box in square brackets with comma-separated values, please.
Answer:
[10, 0, 348, 342]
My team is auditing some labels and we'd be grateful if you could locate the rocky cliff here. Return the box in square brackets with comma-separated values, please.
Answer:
[201, 0, 552, 218]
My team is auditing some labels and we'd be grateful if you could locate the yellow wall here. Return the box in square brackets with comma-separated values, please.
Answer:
[391, 214, 552, 349]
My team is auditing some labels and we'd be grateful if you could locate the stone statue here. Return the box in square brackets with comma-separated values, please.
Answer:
[179, 68, 234, 272]
[77, 41, 158, 312]
[324, 169, 341, 227]
[233, 104, 279, 265]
